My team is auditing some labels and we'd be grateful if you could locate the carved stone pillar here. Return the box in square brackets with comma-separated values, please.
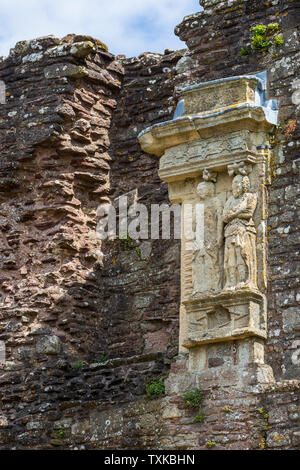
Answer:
[138, 73, 277, 385]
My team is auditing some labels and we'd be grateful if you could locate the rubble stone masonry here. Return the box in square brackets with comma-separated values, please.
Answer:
[0, 0, 299, 450]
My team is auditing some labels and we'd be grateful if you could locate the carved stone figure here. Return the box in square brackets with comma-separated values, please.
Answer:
[223, 175, 257, 290]
[192, 181, 223, 294]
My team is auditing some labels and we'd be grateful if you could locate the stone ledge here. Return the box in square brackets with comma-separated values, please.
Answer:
[88, 352, 163, 370]
[139, 106, 273, 157]
[183, 289, 267, 348]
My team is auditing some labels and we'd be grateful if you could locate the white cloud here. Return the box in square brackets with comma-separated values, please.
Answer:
[0, 0, 201, 58]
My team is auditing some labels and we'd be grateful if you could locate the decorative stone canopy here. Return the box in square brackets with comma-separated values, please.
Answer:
[138, 72, 277, 161]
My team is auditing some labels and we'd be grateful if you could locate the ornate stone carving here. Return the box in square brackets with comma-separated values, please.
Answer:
[223, 174, 258, 290]
[202, 168, 217, 182]
[159, 130, 257, 178]
[192, 180, 223, 295]
[227, 160, 252, 177]
[182, 289, 267, 348]
[183, 77, 257, 116]
[138, 73, 277, 381]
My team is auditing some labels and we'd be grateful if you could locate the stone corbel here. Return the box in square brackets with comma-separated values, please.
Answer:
[227, 161, 252, 176]
[202, 168, 217, 182]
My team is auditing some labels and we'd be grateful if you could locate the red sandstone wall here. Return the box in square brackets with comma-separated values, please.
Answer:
[104, 50, 184, 360]
[0, 35, 124, 359]
[0, 36, 182, 450]
[161, 0, 300, 450]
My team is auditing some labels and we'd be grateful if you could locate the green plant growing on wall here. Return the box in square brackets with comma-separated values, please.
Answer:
[259, 436, 266, 450]
[145, 376, 165, 398]
[251, 34, 271, 52]
[240, 22, 284, 56]
[135, 247, 141, 258]
[206, 439, 216, 449]
[183, 389, 203, 408]
[193, 412, 205, 423]
[223, 406, 232, 413]
[253, 24, 268, 35]
[274, 35, 284, 47]
[267, 23, 279, 32]
[251, 24, 271, 52]
[257, 406, 269, 448]
[72, 361, 84, 369]
[93, 354, 107, 364]
[120, 232, 133, 251]
[240, 47, 250, 57]
[259, 408, 269, 428]
[251, 23, 284, 52]
[57, 428, 66, 440]
[269, 122, 283, 147]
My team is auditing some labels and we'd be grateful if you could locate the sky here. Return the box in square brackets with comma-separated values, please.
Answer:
[0, 0, 201, 58]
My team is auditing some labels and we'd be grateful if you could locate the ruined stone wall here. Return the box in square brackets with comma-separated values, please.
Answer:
[0, 35, 147, 449]
[0, 0, 299, 450]
[0, 36, 184, 450]
[0, 34, 124, 360]
[101, 50, 184, 362]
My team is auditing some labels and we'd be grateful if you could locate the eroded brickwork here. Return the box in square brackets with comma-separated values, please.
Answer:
[100, 50, 184, 361]
[0, 36, 182, 450]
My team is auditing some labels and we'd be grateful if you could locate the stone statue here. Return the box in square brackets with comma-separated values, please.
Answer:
[223, 174, 257, 290]
[192, 181, 223, 294]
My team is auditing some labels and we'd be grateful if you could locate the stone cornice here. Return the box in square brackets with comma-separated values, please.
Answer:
[139, 106, 273, 157]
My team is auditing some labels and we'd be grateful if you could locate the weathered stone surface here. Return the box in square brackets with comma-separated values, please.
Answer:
[44, 64, 89, 79]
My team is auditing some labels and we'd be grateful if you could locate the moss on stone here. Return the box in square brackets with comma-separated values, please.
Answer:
[183, 389, 203, 408]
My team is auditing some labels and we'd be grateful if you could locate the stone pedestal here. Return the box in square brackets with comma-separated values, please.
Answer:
[183, 289, 266, 348]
